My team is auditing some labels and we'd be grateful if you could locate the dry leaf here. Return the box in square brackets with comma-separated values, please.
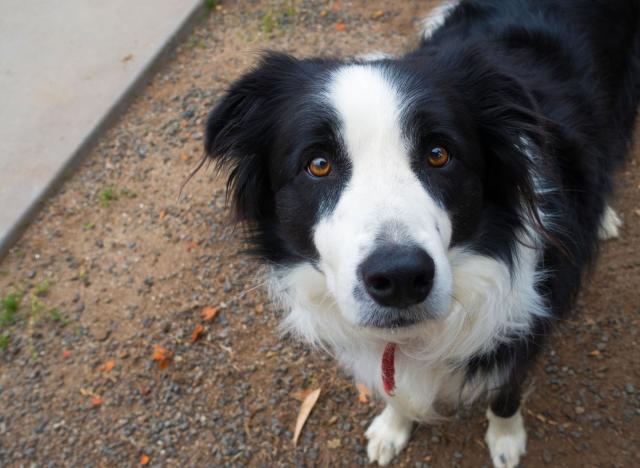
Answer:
[122, 53, 133, 62]
[254, 303, 264, 314]
[140, 454, 150, 465]
[327, 438, 341, 449]
[159, 210, 167, 221]
[102, 360, 116, 372]
[372, 10, 385, 19]
[180, 152, 190, 161]
[191, 324, 205, 343]
[589, 349, 601, 357]
[186, 241, 199, 252]
[62, 349, 72, 359]
[356, 383, 371, 404]
[91, 395, 104, 406]
[201, 306, 219, 322]
[335, 22, 346, 32]
[290, 388, 314, 402]
[152, 344, 172, 369]
[293, 388, 321, 446]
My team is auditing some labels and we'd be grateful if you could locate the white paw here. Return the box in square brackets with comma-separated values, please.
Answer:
[485, 409, 527, 468]
[598, 205, 622, 240]
[365, 406, 413, 466]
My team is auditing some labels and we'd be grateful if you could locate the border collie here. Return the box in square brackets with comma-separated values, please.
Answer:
[202, 1, 640, 466]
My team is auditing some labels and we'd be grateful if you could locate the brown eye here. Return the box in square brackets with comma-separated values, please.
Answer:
[307, 157, 332, 177]
[427, 146, 450, 168]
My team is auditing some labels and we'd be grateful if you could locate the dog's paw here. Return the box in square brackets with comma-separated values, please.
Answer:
[598, 205, 622, 240]
[365, 406, 413, 466]
[485, 409, 527, 468]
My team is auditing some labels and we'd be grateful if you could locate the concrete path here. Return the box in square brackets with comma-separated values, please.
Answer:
[0, 0, 203, 257]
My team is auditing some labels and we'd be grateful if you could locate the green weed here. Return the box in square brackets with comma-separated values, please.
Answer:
[0, 293, 22, 327]
[34, 278, 50, 297]
[0, 331, 10, 351]
[99, 186, 118, 207]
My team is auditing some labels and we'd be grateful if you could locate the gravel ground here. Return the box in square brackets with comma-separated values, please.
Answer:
[1, 1, 639, 467]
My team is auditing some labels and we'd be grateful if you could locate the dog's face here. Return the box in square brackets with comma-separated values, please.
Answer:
[205, 52, 541, 331]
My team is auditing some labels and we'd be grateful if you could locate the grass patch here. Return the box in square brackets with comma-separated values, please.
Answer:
[29, 295, 45, 318]
[0, 331, 10, 351]
[83, 222, 95, 231]
[99, 186, 118, 207]
[0, 293, 22, 327]
[262, 10, 275, 34]
[34, 278, 51, 297]
[49, 308, 62, 322]
[204, 0, 219, 12]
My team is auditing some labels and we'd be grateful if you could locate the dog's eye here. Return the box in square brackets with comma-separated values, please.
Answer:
[307, 157, 332, 177]
[427, 146, 450, 168]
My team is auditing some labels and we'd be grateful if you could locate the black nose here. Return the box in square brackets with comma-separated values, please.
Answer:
[359, 245, 435, 308]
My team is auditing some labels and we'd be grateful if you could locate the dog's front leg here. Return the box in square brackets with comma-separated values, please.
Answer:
[485, 384, 527, 468]
[365, 404, 413, 466]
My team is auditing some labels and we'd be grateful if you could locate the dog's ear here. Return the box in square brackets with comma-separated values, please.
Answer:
[459, 49, 551, 232]
[204, 52, 300, 223]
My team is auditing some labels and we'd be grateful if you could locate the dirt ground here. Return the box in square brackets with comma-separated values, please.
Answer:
[1, 1, 639, 467]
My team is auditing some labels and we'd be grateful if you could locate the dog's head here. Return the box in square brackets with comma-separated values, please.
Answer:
[204, 50, 545, 332]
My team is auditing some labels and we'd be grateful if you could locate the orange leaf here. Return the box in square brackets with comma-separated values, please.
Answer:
[180, 152, 190, 161]
[62, 349, 72, 359]
[152, 344, 172, 369]
[140, 454, 150, 465]
[356, 383, 371, 404]
[102, 360, 116, 372]
[372, 10, 385, 20]
[186, 241, 199, 252]
[588, 349, 601, 357]
[335, 22, 346, 32]
[201, 306, 219, 322]
[191, 324, 205, 343]
[293, 388, 321, 446]
[159, 210, 167, 221]
[91, 395, 104, 406]
[254, 303, 264, 314]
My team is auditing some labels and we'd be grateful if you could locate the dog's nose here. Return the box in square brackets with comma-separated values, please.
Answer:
[359, 245, 435, 308]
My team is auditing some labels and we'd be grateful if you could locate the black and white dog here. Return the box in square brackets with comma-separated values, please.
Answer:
[202, 1, 640, 466]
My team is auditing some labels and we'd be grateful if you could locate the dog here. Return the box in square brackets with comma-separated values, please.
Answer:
[201, 1, 640, 466]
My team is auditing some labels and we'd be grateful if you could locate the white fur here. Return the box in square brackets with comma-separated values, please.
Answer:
[421, 1, 460, 40]
[598, 204, 622, 240]
[275, 236, 546, 422]
[314, 65, 453, 326]
[356, 51, 393, 62]
[366, 405, 413, 466]
[485, 408, 527, 468]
